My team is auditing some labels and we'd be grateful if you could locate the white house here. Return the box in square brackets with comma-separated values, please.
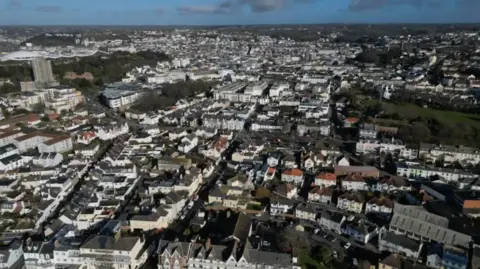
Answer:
[281, 168, 304, 186]
[365, 197, 394, 215]
[341, 175, 368, 191]
[32, 153, 63, 167]
[396, 163, 477, 182]
[38, 136, 73, 153]
[308, 186, 333, 205]
[314, 172, 336, 187]
[270, 196, 294, 216]
[337, 192, 364, 213]
[95, 123, 129, 140]
[80, 235, 148, 269]
[178, 135, 198, 153]
[0, 239, 23, 269]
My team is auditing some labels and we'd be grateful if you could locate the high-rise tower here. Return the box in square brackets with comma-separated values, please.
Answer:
[32, 57, 55, 84]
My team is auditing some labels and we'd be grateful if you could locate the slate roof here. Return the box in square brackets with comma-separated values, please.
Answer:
[81, 235, 139, 251]
[390, 204, 471, 247]
[381, 231, 421, 251]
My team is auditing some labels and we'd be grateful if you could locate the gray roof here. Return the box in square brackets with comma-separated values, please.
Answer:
[81, 235, 139, 251]
[390, 204, 471, 247]
[165, 241, 191, 257]
[248, 250, 292, 266]
[233, 213, 251, 242]
[381, 231, 421, 251]
[393, 204, 449, 227]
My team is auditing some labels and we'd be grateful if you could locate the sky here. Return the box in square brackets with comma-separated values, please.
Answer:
[0, 0, 479, 25]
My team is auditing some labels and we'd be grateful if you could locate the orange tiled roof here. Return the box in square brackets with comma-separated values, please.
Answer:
[48, 113, 59, 120]
[82, 131, 96, 139]
[345, 117, 359, 123]
[283, 168, 304, 177]
[27, 114, 40, 122]
[267, 167, 276, 174]
[315, 172, 336, 181]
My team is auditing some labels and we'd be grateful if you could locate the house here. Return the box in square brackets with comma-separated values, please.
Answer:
[314, 172, 336, 187]
[267, 152, 281, 167]
[79, 234, 148, 269]
[308, 186, 333, 205]
[341, 175, 368, 191]
[359, 123, 378, 139]
[282, 168, 304, 186]
[32, 153, 63, 167]
[226, 174, 251, 189]
[335, 165, 380, 178]
[379, 229, 423, 260]
[75, 142, 100, 158]
[0, 239, 23, 269]
[390, 203, 471, 247]
[442, 245, 468, 269]
[23, 241, 55, 269]
[295, 204, 317, 222]
[264, 167, 276, 181]
[188, 242, 231, 269]
[95, 123, 129, 140]
[0, 144, 19, 159]
[319, 211, 345, 234]
[336, 156, 351, 166]
[283, 154, 297, 169]
[208, 186, 225, 204]
[337, 192, 364, 213]
[37, 135, 73, 153]
[365, 196, 394, 215]
[396, 163, 476, 182]
[77, 131, 97, 145]
[342, 219, 379, 244]
[0, 154, 25, 171]
[275, 183, 297, 199]
[303, 152, 325, 170]
[178, 134, 198, 153]
[376, 176, 410, 192]
[426, 244, 443, 269]
[168, 128, 188, 140]
[157, 240, 191, 269]
[270, 196, 295, 216]
[379, 253, 405, 269]
[129, 207, 169, 231]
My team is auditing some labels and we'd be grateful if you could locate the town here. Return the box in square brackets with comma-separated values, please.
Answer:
[0, 24, 479, 269]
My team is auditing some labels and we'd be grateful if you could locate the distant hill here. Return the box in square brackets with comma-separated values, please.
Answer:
[21, 33, 76, 47]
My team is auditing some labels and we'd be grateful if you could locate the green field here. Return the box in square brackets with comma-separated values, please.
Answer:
[381, 102, 480, 127]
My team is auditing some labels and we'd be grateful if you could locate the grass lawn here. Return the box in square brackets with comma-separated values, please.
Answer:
[381, 102, 480, 127]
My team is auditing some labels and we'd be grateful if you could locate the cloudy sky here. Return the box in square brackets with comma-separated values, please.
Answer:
[0, 0, 479, 25]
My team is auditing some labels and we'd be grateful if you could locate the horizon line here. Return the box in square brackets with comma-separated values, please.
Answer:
[1, 22, 480, 28]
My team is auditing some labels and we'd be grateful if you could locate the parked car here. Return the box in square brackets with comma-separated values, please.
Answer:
[344, 242, 352, 249]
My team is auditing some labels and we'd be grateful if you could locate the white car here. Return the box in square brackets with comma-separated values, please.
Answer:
[314, 229, 320, 234]
[344, 242, 352, 249]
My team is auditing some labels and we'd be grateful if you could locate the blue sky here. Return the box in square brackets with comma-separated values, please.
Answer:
[0, 0, 479, 25]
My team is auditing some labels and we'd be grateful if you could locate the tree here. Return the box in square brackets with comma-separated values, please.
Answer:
[1, 108, 10, 120]
[411, 122, 431, 141]
[255, 187, 271, 198]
